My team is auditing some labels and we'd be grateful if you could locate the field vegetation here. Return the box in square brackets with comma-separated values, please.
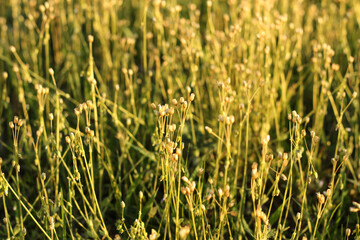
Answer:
[0, 0, 360, 239]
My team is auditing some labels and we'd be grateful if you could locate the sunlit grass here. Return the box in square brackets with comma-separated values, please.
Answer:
[0, 0, 360, 239]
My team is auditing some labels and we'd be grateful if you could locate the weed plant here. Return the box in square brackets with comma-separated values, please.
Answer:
[0, 0, 360, 239]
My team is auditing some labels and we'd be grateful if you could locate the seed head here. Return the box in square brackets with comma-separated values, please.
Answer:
[331, 63, 340, 71]
[301, 129, 306, 137]
[346, 228, 351, 237]
[353, 91, 358, 99]
[74, 108, 80, 116]
[172, 98, 178, 106]
[288, 113, 292, 121]
[3, 72, 8, 79]
[280, 173, 287, 181]
[86, 100, 93, 109]
[179, 225, 191, 240]
[205, 126, 213, 134]
[181, 176, 189, 183]
[151, 103, 156, 110]
[88, 35, 94, 43]
[48, 68, 54, 76]
[218, 188, 224, 198]
[316, 193, 325, 205]
[310, 131, 315, 138]
[201, 204, 206, 212]
[9, 46, 16, 53]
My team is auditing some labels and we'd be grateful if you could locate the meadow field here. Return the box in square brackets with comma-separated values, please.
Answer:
[0, 0, 360, 239]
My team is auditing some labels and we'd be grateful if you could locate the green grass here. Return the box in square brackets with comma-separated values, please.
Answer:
[0, 0, 360, 239]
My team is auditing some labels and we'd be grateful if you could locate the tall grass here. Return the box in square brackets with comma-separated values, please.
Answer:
[0, 0, 360, 239]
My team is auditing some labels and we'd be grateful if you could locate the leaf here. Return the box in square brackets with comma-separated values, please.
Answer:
[269, 204, 282, 226]
[242, 217, 254, 238]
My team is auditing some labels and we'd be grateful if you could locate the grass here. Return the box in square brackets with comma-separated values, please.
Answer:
[0, 0, 360, 239]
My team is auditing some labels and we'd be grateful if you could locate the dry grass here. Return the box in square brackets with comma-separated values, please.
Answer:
[0, 0, 360, 239]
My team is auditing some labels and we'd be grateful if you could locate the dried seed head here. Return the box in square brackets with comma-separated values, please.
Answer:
[172, 98, 178, 106]
[151, 103, 156, 110]
[301, 129, 306, 137]
[218, 188, 224, 198]
[86, 100, 93, 109]
[182, 101, 188, 109]
[353, 91, 358, 99]
[218, 114, 224, 122]
[49, 113, 54, 121]
[168, 107, 175, 115]
[181, 176, 189, 183]
[139, 191, 143, 200]
[316, 193, 325, 205]
[48, 68, 54, 76]
[205, 126, 213, 134]
[74, 108, 80, 116]
[201, 204, 206, 212]
[126, 118, 131, 126]
[189, 93, 195, 101]
[2, 72, 8, 79]
[168, 124, 176, 132]
[282, 153, 289, 167]
[14, 116, 19, 125]
[280, 173, 287, 181]
[9, 46, 16, 53]
[88, 35, 94, 43]
[310, 131, 315, 138]
[65, 136, 71, 144]
[172, 153, 179, 162]
[350, 207, 360, 212]
[9, 121, 14, 129]
[49, 216, 55, 231]
[331, 63, 340, 71]
[181, 187, 187, 195]
[346, 228, 351, 237]
[190, 181, 196, 192]
[179, 225, 191, 240]
[325, 189, 331, 197]
[176, 148, 182, 155]
[36, 129, 42, 137]
[121, 201, 125, 208]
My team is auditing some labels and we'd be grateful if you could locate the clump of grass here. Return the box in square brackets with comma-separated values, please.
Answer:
[0, 0, 360, 239]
